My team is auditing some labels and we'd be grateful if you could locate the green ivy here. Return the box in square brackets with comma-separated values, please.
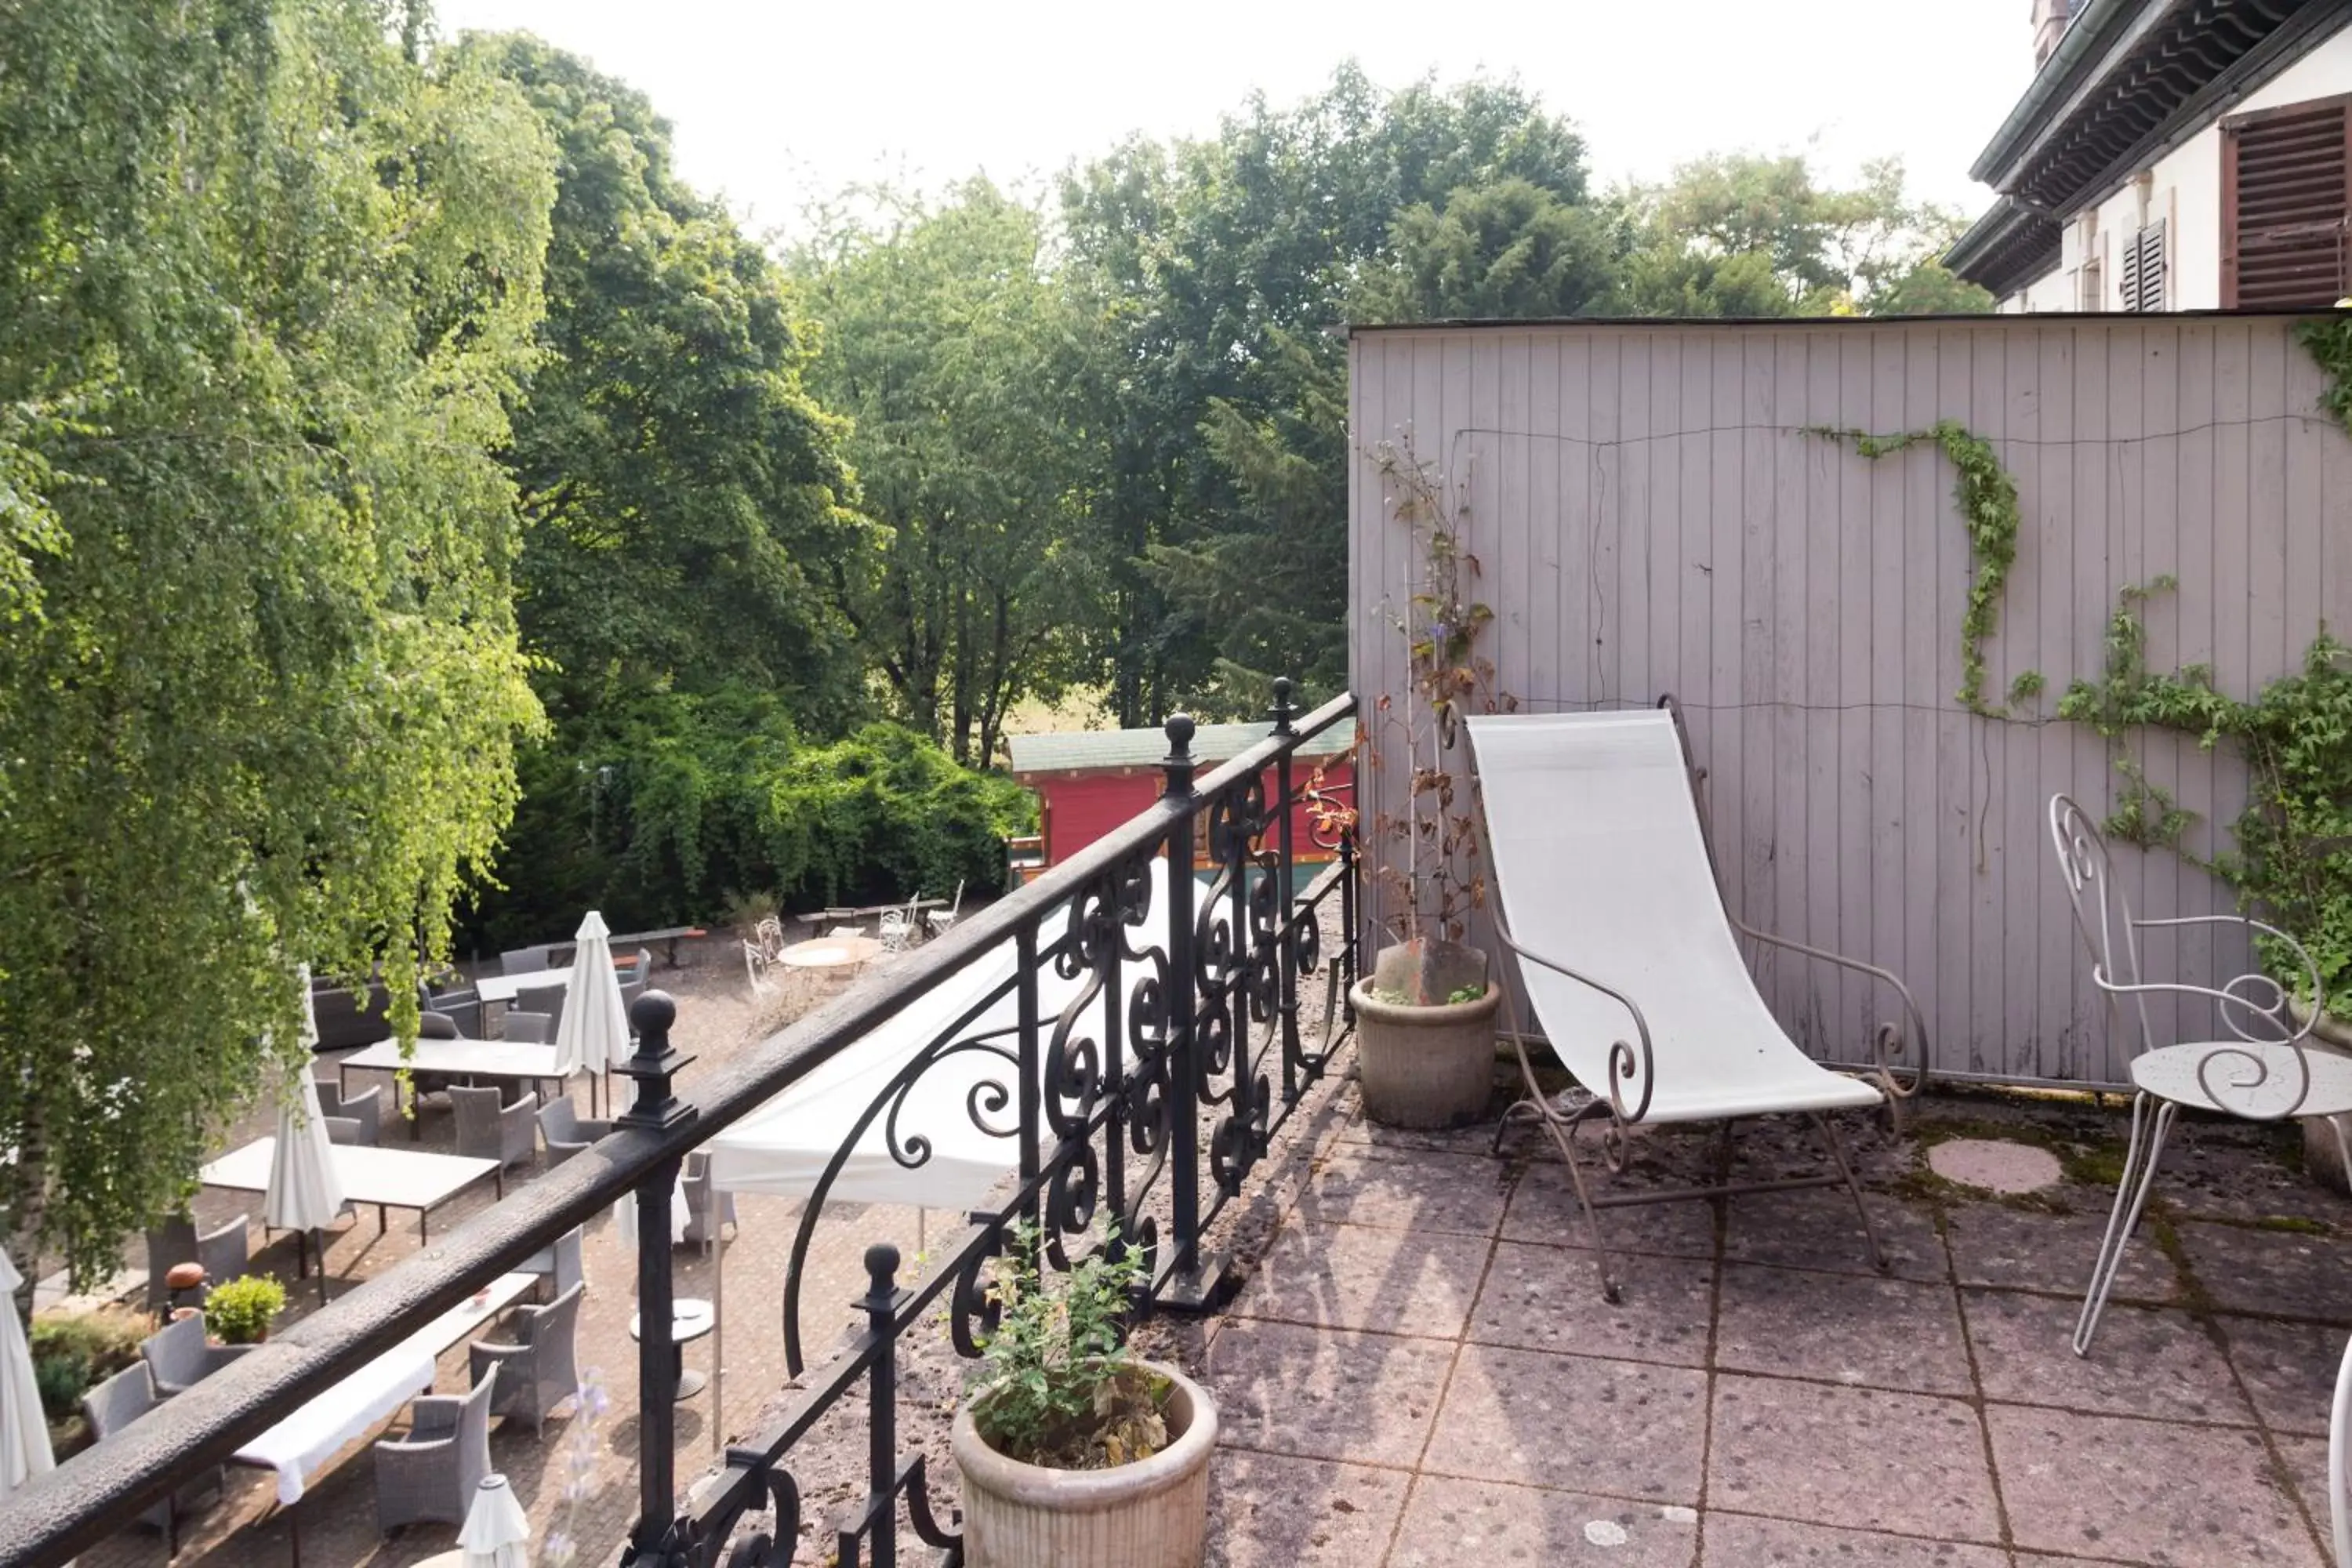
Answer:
[2059, 577, 2352, 1003]
[2299, 315, 2352, 437]
[1809, 421, 2021, 715]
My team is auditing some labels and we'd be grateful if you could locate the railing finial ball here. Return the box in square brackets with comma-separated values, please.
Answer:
[1164, 712, 1196, 757]
[864, 1243, 901, 1297]
[630, 989, 676, 1043]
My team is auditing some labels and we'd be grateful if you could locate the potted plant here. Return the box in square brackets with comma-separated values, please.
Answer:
[952, 1226, 1215, 1568]
[1353, 441, 1508, 1127]
[203, 1275, 287, 1345]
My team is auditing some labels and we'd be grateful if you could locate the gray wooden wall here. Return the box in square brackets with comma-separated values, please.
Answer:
[1348, 317, 2352, 1088]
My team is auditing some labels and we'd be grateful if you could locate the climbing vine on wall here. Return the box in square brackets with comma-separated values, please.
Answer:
[2299, 316, 2352, 437]
[1807, 420, 2023, 716]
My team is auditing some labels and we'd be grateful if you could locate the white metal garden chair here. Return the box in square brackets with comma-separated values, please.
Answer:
[927, 880, 965, 938]
[1465, 702, 1926, 1302]
[877, 900, 916, 953]
[2049, 793, 2352, 1354]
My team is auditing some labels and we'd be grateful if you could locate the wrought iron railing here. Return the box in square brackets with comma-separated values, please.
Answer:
[0, 683, 1359, 1568]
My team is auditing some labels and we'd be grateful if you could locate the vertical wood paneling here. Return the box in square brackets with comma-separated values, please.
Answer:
[1350, 318, 2352, 1086]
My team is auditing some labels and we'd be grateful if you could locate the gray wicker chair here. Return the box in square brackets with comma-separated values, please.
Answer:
[372, 1370, 499, 1536]
[324, 1115, 371, 1147]
[82, 1362, 221, 1550]
[519, 1224, 586, 1301]
[139, 1311, 252, 1396]
[467, 1282, 583, 1436]
[196, 1214, 249, 1289]
[452, 1085, 539, 1169]
[499, 946, 554, 975]
[514, 982, 566, 1038]
[536, 1099, 611, 1166]
[419, 975, 485, 1037]
[316, 1080, 384, 1143]
[502, 1010, 553, 1044]
[681, 1152, 737, 1247]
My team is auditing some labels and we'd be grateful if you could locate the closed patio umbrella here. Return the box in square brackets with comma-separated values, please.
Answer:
[0, 1251, 54, 1507]
[266, 1042, 346, 1306]
[554, 911, 630, 1117]
[458, 1473, 530, 1568]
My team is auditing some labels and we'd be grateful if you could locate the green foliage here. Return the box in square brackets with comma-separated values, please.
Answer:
[1356, 177, 1617, 322]
[2302, 315, 2352, 437]
[29, 1306, 147, 1420]
[470, 34, 863, 726]
[2009, 670, 2047, 704]
[973, 1222, 1163, 1470]
[2058, 577, 2352, 1003]
[204, 1275, 288, 1345]
[0, 0, 554, 1283]
[1809, 422, 2021, 714]
[764, 724, 1036, 909]
[790, 180, 1102, 764]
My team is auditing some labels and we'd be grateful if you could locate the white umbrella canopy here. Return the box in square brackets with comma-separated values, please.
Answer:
[458, 1472, 531, 1568]
[0, 1251, 54, 1505]
[554, 910, 630, 1080]
[265, 1069, 345, 1235]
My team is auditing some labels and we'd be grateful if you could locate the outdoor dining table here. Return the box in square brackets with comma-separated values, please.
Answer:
[776, 935, 883, 973]
[200, 1138, 505, 1245]
[338, 1036, 574, 1138]
[230, 1271, 535, 1565]
[471, 964, 572, 1006]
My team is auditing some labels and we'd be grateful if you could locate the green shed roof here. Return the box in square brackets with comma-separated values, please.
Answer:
[1007, 720, 1351, 775]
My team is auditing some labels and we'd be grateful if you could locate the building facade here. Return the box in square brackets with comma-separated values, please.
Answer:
[1949, 0, 2352, 313]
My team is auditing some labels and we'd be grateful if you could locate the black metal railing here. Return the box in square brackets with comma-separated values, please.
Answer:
[0, 682, 1359, 1568]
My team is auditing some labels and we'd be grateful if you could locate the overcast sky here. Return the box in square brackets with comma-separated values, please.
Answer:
[430, 0, 2037, 240]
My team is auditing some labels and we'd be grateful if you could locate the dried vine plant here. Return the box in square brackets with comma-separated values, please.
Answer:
[1366, 438, 1515, 973]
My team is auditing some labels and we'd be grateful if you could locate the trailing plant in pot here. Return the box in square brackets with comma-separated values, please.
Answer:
[1353, 439, 1512, 1127]
[953, 1223, 1216, 1568]
[202, 1275, 285, 1345]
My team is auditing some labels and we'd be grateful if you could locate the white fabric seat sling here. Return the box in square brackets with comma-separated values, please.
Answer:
[1465, 701, 1926, 1301]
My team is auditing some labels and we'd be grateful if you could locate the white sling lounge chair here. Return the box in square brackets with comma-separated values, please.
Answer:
[1465, 699, 1927, 1301]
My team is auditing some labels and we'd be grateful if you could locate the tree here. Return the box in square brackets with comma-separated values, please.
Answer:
[793, 180, 1103, 765]
[463, 33, 866, 727]
[0, 0, 555, 1284]
[1357, 177, 1617, 323]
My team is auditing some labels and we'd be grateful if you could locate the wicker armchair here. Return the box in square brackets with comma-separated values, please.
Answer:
[144, 1218, 197, 1316]
[681, 1152, 737, 1247]
[467, 1282, 583, 1436]
[139, 1311, 252, 1397]
[514, 982, 567, 1038]
[536, 1099, 611, 1166]
[452, 1086, 539, 1170]
[82, 1362, 222, 1550]
[317, 1081, 384, 1144]
[499, 946, 554, 975]
[372, 1370, 499, 1536]
[419, 978, 485, 1039]
[503, 1010, 553, 1044]
[519, 1224, 586, 1302]
[195, 1214, 249, 1290]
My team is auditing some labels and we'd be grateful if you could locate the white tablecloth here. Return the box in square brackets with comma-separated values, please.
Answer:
[233, 1344, 434, 1505]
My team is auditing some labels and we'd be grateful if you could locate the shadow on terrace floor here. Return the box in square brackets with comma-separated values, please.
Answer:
[1196, 1083, 2352, 1568]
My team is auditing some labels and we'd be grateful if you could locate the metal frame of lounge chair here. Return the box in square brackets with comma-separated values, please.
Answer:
[1466, 696, 1929, 1303]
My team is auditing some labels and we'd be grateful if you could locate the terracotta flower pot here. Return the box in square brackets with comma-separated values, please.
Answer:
[1352, 977, 1501, 1128]
[952, 1360, 1216, 1568]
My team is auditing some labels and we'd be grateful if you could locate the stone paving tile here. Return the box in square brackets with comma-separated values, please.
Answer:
[1700, 1511, 2012, 1566]
[1714, 1262, 1972, 1396]
[1987, 1403, 2324, 1566]
[1203, 1450, 1413, 1568]
[1944, 1200, 2183, 1303]
[1708, 1374, 1999, 1543]
[1424, 1343, 1708, 1505]
[1227, 1215, 1490, 1337]
[1502, 1160, 1719, 1258]
[2271, 1433, 2332, 1550]
[2221, 1315, 2349, 1437]
[1720, 1189, 1947, 1283]
[1965, 1290, 2258, 1425]
[1468, 1240, 1713, 1368]
[2175, 1221, 2352, 1323]
[1202, 1319, 1455, 1468]
[1385, 1475, 1700, 1567]
[1294, 1144, 1511, 1236]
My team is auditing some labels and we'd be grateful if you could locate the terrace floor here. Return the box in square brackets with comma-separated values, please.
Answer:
[1194, 1086, 2352, 1568]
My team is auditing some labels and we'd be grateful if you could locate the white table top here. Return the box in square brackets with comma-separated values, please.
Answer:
[631, 1296, 716, 1345]
[201, 1138, 500, 1211]
[340, 1036, 572, 1082]
[232, 1272, 535, 1505]
[778, 937, 881, 971]
[473, 965, 572, 1005]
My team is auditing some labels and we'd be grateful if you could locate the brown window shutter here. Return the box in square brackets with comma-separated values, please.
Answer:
[2222, 94, 2351, 309]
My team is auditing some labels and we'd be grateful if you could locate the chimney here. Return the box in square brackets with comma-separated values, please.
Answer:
[2032, 0, 2074, 70]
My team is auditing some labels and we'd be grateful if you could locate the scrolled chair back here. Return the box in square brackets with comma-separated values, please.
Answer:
[2048, 792, 2321, 1121]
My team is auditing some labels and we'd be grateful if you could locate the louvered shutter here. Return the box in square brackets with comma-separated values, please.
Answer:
[2223, 96, 2351, 309]
[2121, 220, 2166, 312]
